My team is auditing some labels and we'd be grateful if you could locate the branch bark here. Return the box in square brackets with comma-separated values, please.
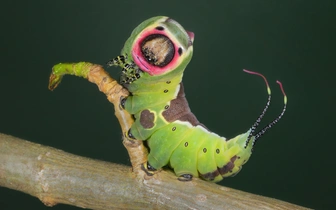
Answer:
[0, 63, 310, 209]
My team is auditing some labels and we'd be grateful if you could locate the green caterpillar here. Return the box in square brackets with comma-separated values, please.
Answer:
[107, 16, 287, 182]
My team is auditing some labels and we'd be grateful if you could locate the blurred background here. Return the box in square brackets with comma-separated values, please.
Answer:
[1, 0, 335, 209]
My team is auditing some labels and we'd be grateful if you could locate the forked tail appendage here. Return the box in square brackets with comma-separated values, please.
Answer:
[243, 69, 287, 149]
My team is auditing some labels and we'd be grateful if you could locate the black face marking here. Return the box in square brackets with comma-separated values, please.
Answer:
[178, 47, 183, 56]
[203, 148, 207, 153]
[141, 34, 175, 67]
[166, 81, 171, 84]
[164, 89, 168, 93]
[184, 142, 188, 147]
[172, 126, 176, 131]
[216, 149, 220, 154]
[155, 26, 164, 30]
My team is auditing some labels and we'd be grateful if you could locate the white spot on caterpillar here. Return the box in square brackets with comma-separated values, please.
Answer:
[196, 125, 227, 140]
[172, 84, 181, 98]
[174, 120, 227, 140]
[173, 120, 194, 128]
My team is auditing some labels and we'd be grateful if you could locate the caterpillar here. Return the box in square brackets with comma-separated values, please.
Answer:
[107, 16, 287, 182]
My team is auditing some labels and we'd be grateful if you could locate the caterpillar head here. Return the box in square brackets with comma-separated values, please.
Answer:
[121, 16, 194, 76]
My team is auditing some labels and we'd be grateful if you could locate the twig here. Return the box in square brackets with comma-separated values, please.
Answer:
[0, 133, 309, 209]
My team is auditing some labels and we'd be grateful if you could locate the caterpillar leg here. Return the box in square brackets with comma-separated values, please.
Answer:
[120, 65, 142, 85]
[126, 128, 136, 140]
[106, 54, 128, 67]
[141, 162, 157, 176]
[106, 54, 142, 85]
[147, 162, 157, 172]
[119, 97, 135, 140]
[178, 174, 193, 182]
[142, 161, 193, 181]
[119, 96, 127, 109]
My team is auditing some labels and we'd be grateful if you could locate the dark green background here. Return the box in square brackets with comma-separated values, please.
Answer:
[1, 1, 334, 209]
